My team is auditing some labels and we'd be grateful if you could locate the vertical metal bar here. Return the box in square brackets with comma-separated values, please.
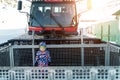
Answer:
[81, 28, 84, 66]
[90, 68, 98, 80]
[32, 30, 35, 66]
[81, 47, 84, 66]
[108, 24, 110, 42]
[101, 25, 103, 40]
[105, 43, 110, 66]
[81, 28, 83, 44]
[9, 46, 14, 67]
[10, 71, 15, 80]
[49, 72, 54, 80]
[26, 71, 30, 80]
[66, 71, 72, 80]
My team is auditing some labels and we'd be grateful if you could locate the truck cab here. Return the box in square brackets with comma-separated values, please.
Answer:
[18, 0, 78, 37]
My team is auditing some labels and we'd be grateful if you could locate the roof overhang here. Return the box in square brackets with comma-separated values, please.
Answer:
[112, 10, 120, 15]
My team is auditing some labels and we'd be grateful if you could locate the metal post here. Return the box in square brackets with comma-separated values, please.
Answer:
[90, 67, 98, 80]
[26, 70, 30, 80]
[49, 70, 55, 80]
[9, 46, 14, 67]
[108, 24, 110, 42]
[101, 25, 103, 40]
[109, 69, 116, 80]
[81, 47, 84, 66]
[81, 28, 84, 66]
[10, 71, 15, 80]
[105, 42, 110, 66]
[66, 71, 72, 80]
[32, 30, 35, 66]
[81, 28, 83, 44]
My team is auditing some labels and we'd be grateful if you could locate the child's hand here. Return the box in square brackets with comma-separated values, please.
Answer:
[46, 55, 48, 58]
[36, 56, 38, 61]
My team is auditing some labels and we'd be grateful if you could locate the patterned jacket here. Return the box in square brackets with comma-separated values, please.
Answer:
[35, 50, 51, 67]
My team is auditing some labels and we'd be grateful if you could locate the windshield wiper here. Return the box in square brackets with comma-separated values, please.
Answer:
[50, 13, 64, 31]
[31, 15, 44, 29]
[30, 6, 44, 29]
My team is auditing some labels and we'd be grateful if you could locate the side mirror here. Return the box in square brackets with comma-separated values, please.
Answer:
[17, 1, 22, 10]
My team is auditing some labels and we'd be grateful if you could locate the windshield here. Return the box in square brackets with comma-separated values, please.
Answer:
[29, 3, 76, 27]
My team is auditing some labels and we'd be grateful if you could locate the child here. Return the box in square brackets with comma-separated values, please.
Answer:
[35, 42, 51, 67]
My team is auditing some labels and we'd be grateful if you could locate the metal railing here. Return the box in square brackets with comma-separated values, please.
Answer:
[0, 43, 120, 80]
[1, 43, 120, 66]
[9, 43, 108, 67]
[110, 44, 120, 66]
[0, 66, 120, 80]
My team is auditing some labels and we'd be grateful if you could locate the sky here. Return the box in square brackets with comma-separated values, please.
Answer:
[79, 0, 119, 25]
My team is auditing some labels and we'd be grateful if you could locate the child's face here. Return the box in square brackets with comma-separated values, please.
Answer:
[40, 46, 46, 52]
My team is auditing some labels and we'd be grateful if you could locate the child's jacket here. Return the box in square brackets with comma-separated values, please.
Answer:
[35, 50, 51, 67]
